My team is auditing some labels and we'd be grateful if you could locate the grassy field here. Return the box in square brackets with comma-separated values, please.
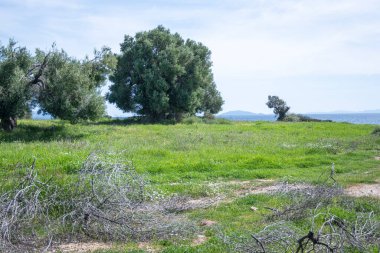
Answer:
[0, 119, 379, 252]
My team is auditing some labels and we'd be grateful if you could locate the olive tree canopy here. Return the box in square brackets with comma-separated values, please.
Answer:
[107, 26, 223, 121]
[36, 47, 115, 123]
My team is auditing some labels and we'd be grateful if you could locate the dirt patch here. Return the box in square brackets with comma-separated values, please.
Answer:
[170, 181, 312, 211]
[374, 156, 380, 161]
[192, 235, 208, 246]
[138, 242, 160, 252]
[54, 242, 112, 253]
[235, 183, 310, 197]
[235, 181, 380, 199]
[174, 180, 380, 211]
[184, 196, 226, 210]
[200, 219, 217, 226]
[227, 179, 274, 186]
[178, 180, 278, 209]
[345, 183, 380, 198]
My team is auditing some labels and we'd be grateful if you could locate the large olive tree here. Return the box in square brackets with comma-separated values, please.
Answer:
[107, 26, 223, 122]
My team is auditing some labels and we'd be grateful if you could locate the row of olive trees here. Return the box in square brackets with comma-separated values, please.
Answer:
[0, 26, 224, 131]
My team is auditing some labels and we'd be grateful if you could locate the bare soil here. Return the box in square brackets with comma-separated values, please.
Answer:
[200, 219, 217, 226]
[137, 242, 160, 252]
[192, 235, 209, 246]
[345, 183, 380, 198]
[54, 242, 113, 253]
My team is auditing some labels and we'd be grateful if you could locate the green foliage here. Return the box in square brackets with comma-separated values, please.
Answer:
[108, 26, 223, 122]
[282, 113, 304, 122]
[266, 95, 290, 121]
[36, 47, 112, 123]
[181, 116, 204, 124]
[200, 75, 224, 115]
[372, 127, 380, 135]
[0, 40, 114, 130]
[283, 113, 332, 122]
[181, 115, 231, 125]
[0, 40, 33, 130]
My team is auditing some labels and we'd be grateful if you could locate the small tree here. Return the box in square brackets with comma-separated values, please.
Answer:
[266, 95, 290, 121]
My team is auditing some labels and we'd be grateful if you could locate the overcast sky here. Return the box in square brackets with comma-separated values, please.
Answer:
[1, 0, 379, 115]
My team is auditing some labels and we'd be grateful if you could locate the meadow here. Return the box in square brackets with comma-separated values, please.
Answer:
[0, 119, 379, 252]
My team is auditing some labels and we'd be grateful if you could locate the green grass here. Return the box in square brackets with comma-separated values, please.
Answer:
[1, 119, 379, 189]
[1, 119, 380, 252]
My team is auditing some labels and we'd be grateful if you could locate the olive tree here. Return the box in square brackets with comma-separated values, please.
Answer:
[36, 47, 115, 123]
[0, 40, 34, 131]
[266, 95, 290, 121]
[0, 40, 114, 130]
[107, 26, 223, 122]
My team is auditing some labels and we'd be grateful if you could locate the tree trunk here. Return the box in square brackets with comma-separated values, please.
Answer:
[1, 117, 17, 131]
[174, 112, 184, 122]
[167, 112, 185, 122]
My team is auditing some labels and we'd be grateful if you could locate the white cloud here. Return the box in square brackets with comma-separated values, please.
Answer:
[3, 0, 85, 10]
[198, 0, 380, 77]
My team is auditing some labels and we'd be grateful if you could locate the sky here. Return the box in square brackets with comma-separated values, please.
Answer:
[1, 0, 379, 115]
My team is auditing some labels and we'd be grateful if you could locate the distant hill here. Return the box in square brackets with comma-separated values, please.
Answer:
[218, 110, 265, 116]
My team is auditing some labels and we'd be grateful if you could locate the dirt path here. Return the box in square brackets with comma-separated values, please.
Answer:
[345, 183, 380, 198]
[175, 179, 380, 212]
[54, 242, 113, 253]
[236, 180, 380, 199]
[344, 157, 380, 198]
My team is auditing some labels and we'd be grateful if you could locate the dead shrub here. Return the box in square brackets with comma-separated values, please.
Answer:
[221, 167, 380, 252]
[0, 153, 197, 252]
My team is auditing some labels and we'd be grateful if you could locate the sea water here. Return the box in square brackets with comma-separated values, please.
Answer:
[218, 113, 380, 125]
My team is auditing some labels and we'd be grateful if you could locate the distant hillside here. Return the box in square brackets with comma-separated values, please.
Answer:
[218, 110, 265, 116]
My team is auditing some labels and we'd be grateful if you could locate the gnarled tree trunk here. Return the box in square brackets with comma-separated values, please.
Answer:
[1, 117, 17, 131]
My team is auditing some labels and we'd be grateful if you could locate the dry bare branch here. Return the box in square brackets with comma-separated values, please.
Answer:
[0, 153, 198, 251]
[221, 170, 380, 252]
